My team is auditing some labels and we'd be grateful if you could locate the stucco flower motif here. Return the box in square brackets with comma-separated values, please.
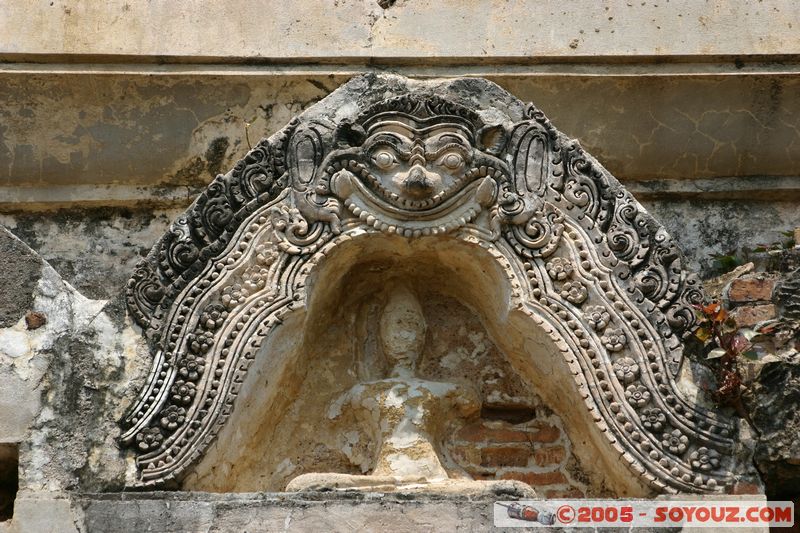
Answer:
[601, 328, 628, 352]
[690, 447, 721, 471]
[613, 357, 639, 384]
[221, 283, 245, 309]
[188, 330, 215, 355]
[546, 257, 574, 281]
[200, 304, 228, 331]
[244, 266, 270, 292]
[625, 384, 651, 408]
[160, 405, 187, 431]
[178, 355, 205, 381]
[585, 305, 611, 331]
[171, 380, 197, 406]
[640, 407, 666, 432]
[662, 429, 689, 455]
[560, 280, 588, 305]
[136, 427, 164, 451]
[255, 243, 279, 266]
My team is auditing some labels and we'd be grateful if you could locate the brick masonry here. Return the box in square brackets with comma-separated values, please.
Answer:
[728, 276, 778, 303]
[726, 274, 780, 327]
[732, 304, 777, 328]
[446, 418, 587, 498]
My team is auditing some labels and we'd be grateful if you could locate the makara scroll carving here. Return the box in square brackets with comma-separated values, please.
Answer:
[123, 74, 740, 494]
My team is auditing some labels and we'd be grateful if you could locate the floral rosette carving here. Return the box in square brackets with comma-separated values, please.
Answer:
[136, 427, 164, 452]
[558, 280, 586, 305]
[177, 355, 205, 381]
[584, 305, 611, 331]
[662, 429, 689, 455]
[613, 356, 640, 384]
[160, 406, 187, 431]
[170, 380, 197, 406]
[546, 257, 574, 280]
[625, 384, 651, 408]
[601, 328, 628, 352]
[641, 407, 666, 432]
[690, 447, 721, 472]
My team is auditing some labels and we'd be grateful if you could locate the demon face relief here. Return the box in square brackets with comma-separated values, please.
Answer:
[322, 97, 507, 236]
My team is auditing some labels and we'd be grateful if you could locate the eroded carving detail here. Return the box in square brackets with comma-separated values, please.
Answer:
[123, 75, 741, 494]
[285, 285, 531, 494]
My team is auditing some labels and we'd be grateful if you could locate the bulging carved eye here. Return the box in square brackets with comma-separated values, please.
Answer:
[372, 150, 397, 169]
[441, 152, 463, 170]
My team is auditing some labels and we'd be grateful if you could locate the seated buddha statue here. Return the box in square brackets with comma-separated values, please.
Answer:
[286, 285, 535, 496]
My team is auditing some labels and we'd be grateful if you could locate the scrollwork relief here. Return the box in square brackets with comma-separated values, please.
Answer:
[122, 74, 743, 494]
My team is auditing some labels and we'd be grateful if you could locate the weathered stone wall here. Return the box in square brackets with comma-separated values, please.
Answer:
[2, 0, 799, 58]
[2, 73, 798, 279]
[1, 2, 799, 531]
[710, 250, 800, 499]
[2, 3, 800, 277]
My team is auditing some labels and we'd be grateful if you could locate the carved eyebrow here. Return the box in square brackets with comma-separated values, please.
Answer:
[433, 133, 470, 145]
[424, 133, 470, 152]
[363, 133, 412, 153]
[426, 143, 471, 161]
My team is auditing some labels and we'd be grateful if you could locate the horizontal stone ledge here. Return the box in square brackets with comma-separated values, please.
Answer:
[2, 73, 798, 186]
[74, 490, 505, 503]
[3, 57, 800, 77]
[625, 176, 800, 201]
[70, 490, 768, 503]
[0, 184, 199, 212]
[2, 177, 797, 212]
[15, 490, 768, 533]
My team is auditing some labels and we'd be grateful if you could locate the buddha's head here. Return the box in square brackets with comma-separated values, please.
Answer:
[379, 285, 427, 378]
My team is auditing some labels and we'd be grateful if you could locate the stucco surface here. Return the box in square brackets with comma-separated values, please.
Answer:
[1, 0, 798, 59]
[1, 74, 799, 190]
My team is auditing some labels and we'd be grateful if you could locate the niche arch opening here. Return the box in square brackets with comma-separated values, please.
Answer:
[183, 234, 648, 495]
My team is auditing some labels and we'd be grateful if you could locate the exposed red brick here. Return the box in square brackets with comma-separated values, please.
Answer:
[545, 487, 585, 498]
[450, 444, 480, 465]
[731, 304, 776, 327]
[526, 425, 561, 443]
[532, 446, 567, 467]
[25, 311, 46, 330]
[464, 465, 494, 479]
[480, 446, 530, 468]
[501, 471, 567, 486]
[728, 276, 776, 303]
[731, 481, 763, 495]
[455, 423, 531, 443]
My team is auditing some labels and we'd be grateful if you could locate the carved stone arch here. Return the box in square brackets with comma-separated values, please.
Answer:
[122, 74, 747, 494]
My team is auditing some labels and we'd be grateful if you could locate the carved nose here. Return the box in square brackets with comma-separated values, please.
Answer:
[403, 166, 434, 198]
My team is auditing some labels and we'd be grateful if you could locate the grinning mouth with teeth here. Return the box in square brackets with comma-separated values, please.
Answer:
[356, 123, 478, 210]
[319, 105, 509, 233]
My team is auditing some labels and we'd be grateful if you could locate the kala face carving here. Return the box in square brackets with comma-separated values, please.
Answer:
[361, 118, 476, 208]
[323, 96, 506, 236]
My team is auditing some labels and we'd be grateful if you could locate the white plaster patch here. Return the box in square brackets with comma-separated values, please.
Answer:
[274, 458, 296, 479]
[385, 452, 446, 481]
[0, 328, 30, 358]
[386, 418, 422, 449]
[384, 385, 406, 408]
[439, 348, 466, 370]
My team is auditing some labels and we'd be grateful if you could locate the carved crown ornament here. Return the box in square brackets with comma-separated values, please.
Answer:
[123, 74, 744, 494]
